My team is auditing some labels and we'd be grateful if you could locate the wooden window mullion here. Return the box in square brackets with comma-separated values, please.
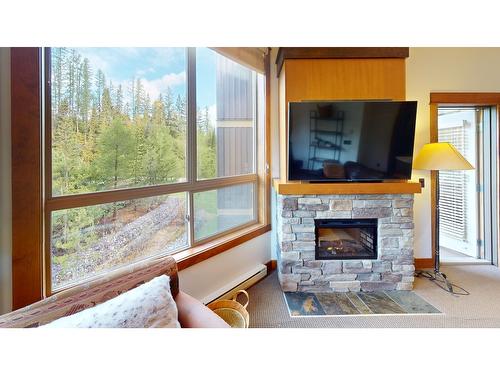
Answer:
[11, 47, 43, 309]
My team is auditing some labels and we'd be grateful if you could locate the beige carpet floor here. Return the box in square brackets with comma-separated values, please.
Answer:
[245, 265, 500, 328]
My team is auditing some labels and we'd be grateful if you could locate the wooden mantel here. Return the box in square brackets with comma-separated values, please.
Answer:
[273, 179, 422, 195]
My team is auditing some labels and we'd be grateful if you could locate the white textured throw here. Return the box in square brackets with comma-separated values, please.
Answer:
[43, 275, 180, 328]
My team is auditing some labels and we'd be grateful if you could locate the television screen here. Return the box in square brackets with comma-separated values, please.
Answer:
[288, 101, 418, 182]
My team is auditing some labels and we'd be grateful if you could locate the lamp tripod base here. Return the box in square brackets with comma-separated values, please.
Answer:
[415, 173, 469, 295]
[415, 269, 470, 296]
[416, 269, 453, 292]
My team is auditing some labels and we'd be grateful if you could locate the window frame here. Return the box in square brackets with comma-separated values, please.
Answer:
[421, 92, 500, 270]
[11, 48, 44, 309]
[42, 47, 269, 296]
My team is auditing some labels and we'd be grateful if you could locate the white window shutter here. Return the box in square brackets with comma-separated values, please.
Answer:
[438, 121, 469, 242]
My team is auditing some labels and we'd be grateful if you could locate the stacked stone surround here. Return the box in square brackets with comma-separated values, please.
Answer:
[276, 193, 415, 292]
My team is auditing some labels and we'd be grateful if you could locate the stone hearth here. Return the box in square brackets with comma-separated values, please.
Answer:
[275, 193, 415, 292]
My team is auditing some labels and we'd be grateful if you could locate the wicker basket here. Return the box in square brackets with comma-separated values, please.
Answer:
[207, 290, 249, 328]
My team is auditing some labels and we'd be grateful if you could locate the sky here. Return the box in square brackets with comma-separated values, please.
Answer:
[73, 47, 217, 122]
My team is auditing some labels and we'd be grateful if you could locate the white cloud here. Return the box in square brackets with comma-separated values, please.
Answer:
[73, 47, 187, 103]
[79, 50, 110, 73]
[135, 67, 156, 76]
[141, 71, 186, 100]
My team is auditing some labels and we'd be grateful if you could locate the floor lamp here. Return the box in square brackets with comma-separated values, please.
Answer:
[413, 142, 474, 294]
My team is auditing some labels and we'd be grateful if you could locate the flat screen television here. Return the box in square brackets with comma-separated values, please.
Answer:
[288, 100, 418, 182]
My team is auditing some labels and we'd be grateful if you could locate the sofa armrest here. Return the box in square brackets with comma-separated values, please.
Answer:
[174, 291, 230, 328]
[0, 256, 179, 328]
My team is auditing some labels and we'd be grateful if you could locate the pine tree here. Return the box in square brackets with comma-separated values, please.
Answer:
[195, 104, 215, 178]
[164, 87, 177, 135]
[65, 49, 81, 116]
[95, 69, 106, 113]
[129, 78, 136, 119]
[173, 94, 186, 135]
[95, 118, 134, 190]
[144, 93, 151, 120]
[79, 57, 92, 127]
[175, 94, 186, 121]
[164, 87, 174, 120]
[101, 87, 113, 127]
[130, 121, 146, 186]
[142, 125, 180, 185]
[82, 105, 99, 188]
[204, 106, 211, 131]
[51, 47, 67, 116]
[115, 84, 124, 115]
[152, 98, 166, 128]
[134, 78, 145, 119]
[196, 105, 204, 132]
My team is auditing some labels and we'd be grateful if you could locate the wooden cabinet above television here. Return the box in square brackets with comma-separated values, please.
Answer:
[275, 47, 409, 76]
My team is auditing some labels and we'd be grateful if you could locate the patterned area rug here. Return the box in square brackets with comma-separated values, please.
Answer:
[284, 291, 442, 316]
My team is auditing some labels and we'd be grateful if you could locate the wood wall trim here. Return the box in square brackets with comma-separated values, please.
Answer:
[265, 259, 277, 274]
[11, 47, 43, 309]
[255, 49, 271, 227]
[273, 179, 421, 195]
[265, 49, 272, 225]
[414, 258, 434, 270]
[174, 224, 271, 271]
[278, 63, 287, 182]
[429, 103, 438, 270]
[430, 92, 500, 104]
[276, 47, 409, 76]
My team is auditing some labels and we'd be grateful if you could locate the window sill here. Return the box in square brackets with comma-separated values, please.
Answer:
[173, 223, 271, 271]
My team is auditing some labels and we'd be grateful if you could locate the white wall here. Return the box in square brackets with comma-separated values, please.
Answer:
[178, 231, 270, 301]
[407, 47, 500, 258]
[0, 47, 12, 314]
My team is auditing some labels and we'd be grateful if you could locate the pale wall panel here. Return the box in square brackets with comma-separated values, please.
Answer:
[407, 47, 500, 259]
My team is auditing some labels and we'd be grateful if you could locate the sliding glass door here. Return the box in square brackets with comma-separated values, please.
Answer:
[437, 107, 479, 258]
[437, 106, 498, 263]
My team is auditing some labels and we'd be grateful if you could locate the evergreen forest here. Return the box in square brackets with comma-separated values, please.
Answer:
[50, 48, 215, 288]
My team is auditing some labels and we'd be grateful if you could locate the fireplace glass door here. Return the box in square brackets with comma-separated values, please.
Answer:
[315, 219, 377, 260]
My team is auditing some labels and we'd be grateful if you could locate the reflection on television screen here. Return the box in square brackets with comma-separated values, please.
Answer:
[288, 101, 417, 182]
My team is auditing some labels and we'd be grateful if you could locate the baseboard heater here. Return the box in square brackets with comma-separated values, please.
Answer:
[203, 264, 267, 305]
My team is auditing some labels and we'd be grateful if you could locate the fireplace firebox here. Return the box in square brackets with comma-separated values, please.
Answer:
[315, 218, 377, 260]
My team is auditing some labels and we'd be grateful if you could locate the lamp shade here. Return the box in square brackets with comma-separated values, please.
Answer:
[413, 142, 474, 171]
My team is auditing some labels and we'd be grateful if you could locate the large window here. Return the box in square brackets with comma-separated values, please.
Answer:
[45, 47, 266, 292]
[196, 48, 256, 179]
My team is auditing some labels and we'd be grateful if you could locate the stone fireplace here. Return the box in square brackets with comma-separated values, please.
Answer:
[275, 193, 416, 292]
